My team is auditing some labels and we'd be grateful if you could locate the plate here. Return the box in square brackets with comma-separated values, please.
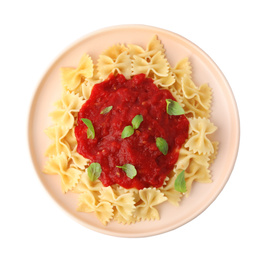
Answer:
[28, 25, 240, 237]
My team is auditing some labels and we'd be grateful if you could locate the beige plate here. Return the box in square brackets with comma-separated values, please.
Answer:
[28, 25, 240, 237]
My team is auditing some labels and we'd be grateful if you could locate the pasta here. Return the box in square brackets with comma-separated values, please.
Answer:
[97, 51, 132, 80]
[185, 117, 217, 155]
[44, 35, 218, 225]
[43, 152, 82, 193]
[132, 51, 169, 77]
[134, 188, 167, 221]
[49, 91, 84, 129]
[61, 54, 93, 91]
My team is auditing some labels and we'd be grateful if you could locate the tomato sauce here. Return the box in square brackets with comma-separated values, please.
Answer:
[75, 73, 189, 189]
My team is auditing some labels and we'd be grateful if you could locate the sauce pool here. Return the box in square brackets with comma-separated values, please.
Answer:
[75, 73, 189, 189]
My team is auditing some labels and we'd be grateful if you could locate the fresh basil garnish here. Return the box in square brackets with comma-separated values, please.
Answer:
[166, 99, 185, 116]
[121, 125, 135, 139]
[156, 137, 168, 155]
[116, 164, 137, 179]
[132, 114, 143, 129]
[121, 114, 143, 139]
[174, 170, 187, 193]
[100, 106, 113, 115]
[87, 162, 102, 181]
[81, 118, 95, 139]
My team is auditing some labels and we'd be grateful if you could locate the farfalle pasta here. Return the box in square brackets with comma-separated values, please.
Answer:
[49, 91, 84, 129]
[129, 34, 165, 60]
[77, 191, 113, 225]
[61, 54, 93, 91]
[100, 186, 135, 221]
[132, 51, 169, 77]
[97, 51, 132, 80]
[44, 125, 71, 157]
[172, 58, 192, 85]
[185, 117, 217, 155]
[134, 188, 167, 221]
[44, 35, 218, 225]
[44, 152, 82, 193]
[182, 75, 212, 110]
[160, 175, 183, 206]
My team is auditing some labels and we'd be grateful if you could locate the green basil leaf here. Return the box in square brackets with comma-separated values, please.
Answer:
[174, 170, 187, 193]
[156, 137, 168, 155]
[166, 99, 185, 116]
[132, 114, 143, 129]
[121, 125, 134, 139]
[116, 164, 137, 179]
[81, 118, 95, 139]
[87, 162, 102, 181]
[100, 106, 113, 115]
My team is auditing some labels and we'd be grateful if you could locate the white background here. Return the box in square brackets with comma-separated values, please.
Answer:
[1, 0, 268, 259]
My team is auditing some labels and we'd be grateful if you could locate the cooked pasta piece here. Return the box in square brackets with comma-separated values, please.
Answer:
[153, 70, 176, 88]
[99, 186, 135, 221]
[134, 188, 167, 221]
[132, 51, 169, 77]
[49, 91, 84, 129]
[184, 160, 212, 196]
[70, 64, 101, 99]
[141, 34, 165, 59]
[70, 150, 88, 170]
[208, 141, 219, 165]
[102, 44, 129, 60]
[182, 97, 211, 118]
[73, 172, 101, 191]
[77, 191, 113, 225]
[97, 51, 132, 80]
[172, 57, 192, 83]
[127, 43, 145, 58]
[114, 211, 138, 225]
[44, 125, 70, 157]
[182, 75, 212, 110]
[61, 54, 93, 91]
[43, 152, 82, 193]
[175, 145, 210, 170]
[167, 85, 184, 108]
[81, 67, 101, 100]
[185, 117, 217, 155]
[159, 174, 183, 206]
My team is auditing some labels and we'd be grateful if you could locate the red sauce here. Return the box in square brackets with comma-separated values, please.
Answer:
[75, 73, 189, 189]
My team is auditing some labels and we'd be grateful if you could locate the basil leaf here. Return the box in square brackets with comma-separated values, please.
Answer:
[87, 162, 102, 181]
[156, 137, 168, 155]
[132, 114, 143, 129]
[100, 106, 113, 115]
[121, 125, 134, 139]
[81, 118, 95, 139]
[166, 99, 185, 116]
[116, 164, 137, 179]
[174, 170, 187, 193]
